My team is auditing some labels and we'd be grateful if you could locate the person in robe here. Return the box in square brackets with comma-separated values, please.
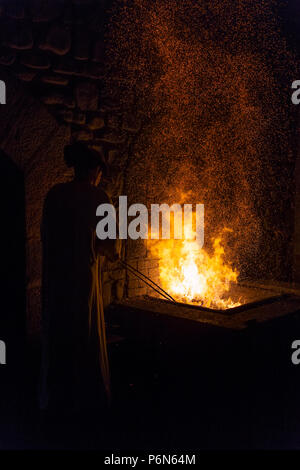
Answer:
[39, 142, 119, 419]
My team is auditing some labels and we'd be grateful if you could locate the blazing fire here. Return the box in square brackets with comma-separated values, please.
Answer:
[148, 219, 241, 310]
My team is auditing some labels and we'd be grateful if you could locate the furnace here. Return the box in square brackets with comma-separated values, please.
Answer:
[115, 282, 300, 331]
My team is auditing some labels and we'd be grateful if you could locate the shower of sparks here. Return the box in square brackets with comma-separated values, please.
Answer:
[105, 0, 297, 288]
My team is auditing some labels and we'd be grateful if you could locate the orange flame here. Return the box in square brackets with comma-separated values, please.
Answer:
[148, 212, 241, 309]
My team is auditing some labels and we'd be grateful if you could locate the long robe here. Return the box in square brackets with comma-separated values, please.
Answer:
[39, 180, 114, 414]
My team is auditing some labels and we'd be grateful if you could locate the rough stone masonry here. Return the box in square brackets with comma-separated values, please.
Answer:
[0, 0, 150, 336]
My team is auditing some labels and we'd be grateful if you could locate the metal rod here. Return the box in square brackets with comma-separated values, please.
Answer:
[119, 259, 177, 303]
[125, 264, 174, 303]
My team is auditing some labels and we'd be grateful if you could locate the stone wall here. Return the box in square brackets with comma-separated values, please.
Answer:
[0, 0, 147, 335]
[0, 68, 71, 336]
[293, 109, 300, 282]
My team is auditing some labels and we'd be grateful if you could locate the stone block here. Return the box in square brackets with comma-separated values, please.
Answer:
[128, 277, 144, 289]
[99, 98, 121, 112]
[20, 51, 51, 69]
[42, 94, 74, 109]
[107, 113, 120, 130]
[17, 70, 36, 82]
[128, 286, 147, 298]
[146, 288, 160, 298]
[58, 109, 73, 123]
[40, 24, 72, 55]
[30, 0, 63, 22]
[64, 96, 76, 108]
[137, 259, 148, 271]
[5, 20, 33, 50]
[122, 113, 142, 133]
[85, 63, 104, 79]
[41, 92, 65, 105]
[75, 81, 99, 111]
[92, 40, 104, 62]
[94, 131, 127, 145]
[73, 30, 91, 60]
[6, 1, 25, 19]
[90, 144, 104, 155]
[87, 115, 105, 130]
[127, 239, 147, 258]
[147, 259, 160, 268]
[72, 111, 86, 125]
[41, 74, 69, 86]
[87, 4, 106, 33]
[148, 267, 159, 281]
[58, 111, 86, 125]
[53, 57, 86, 76]
[72, 129, 93, 141]
[125, 258, 138, 271]
[0, 47, 16, 66]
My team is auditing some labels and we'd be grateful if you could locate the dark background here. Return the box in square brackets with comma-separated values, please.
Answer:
[1, 0, 300, 451]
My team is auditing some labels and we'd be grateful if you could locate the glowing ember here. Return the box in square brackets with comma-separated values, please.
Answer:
[148, 223, 241, 310]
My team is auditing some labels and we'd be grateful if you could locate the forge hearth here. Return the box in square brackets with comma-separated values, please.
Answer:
[107, 279, 300, 451]
[148, 282, 293, 314]
[115, 282, 300, 331]
[148, 293, 290, 316]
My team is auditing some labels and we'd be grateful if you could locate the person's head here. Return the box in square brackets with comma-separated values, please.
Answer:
[64, 142, 107, 186]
